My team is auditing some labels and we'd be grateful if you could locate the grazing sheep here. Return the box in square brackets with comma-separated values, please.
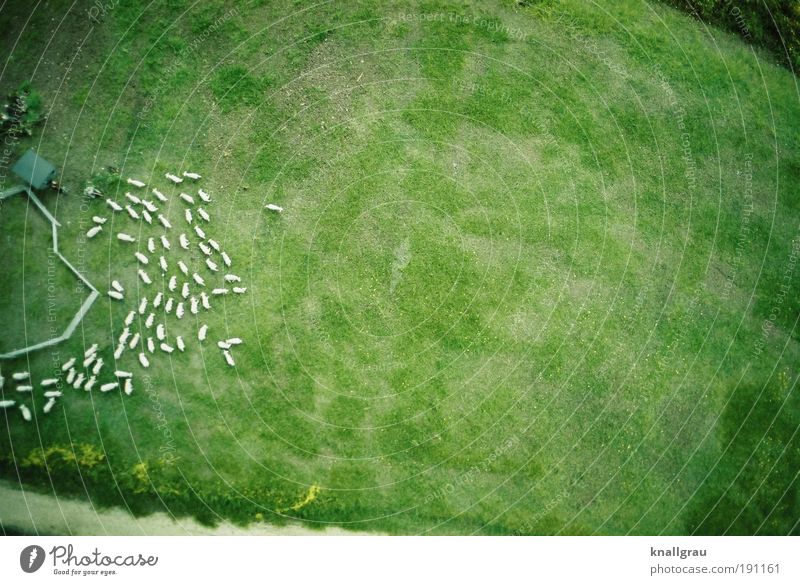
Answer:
[139, 353, 150, 368]
[176, 336, 186, 352]
[206, 258, 219, 272]
[165, 173, 183, 184]
[226, 338, 243, 345]
[147, 337, 155, 353]
[138, 269, 152, 285]
[223, 350, 235, 367]
[154, 292, 163, 308]
[197, 207, 210, 222]
[233, 287, 247, 294]
[108, 290, 124, 301]
[147, 237, 156, 253]
[0, 374, 3, 390]
[160, 235, 171, 250]
[156, 323, 166, 340]
[198, 189, 212, 202]
[117, 233, 136, 243]
[180, 192, 195, 204]
[198, 242, 212, 256]
[212, 288, 229, 296]
[194, 225, 206, 239]
[0, 399, 15, 408]
[16, 385, 34, 392]
[208, 239, 220, 252]
[20, 404, 32, 421]
[62, 358, 76, 372]
[181, 282, 190, 299]
[160, 342, 174, 354]
[106, 199, 123, 212]
[84, 376, 97, 391]
[66, 368, 76, 384]
[221, 251, 232, 267]
[100, 382, 119, 392]
[125, 310, 136, 326]
[142, 210, 153, 224]
[192, 272, 206, 287]
[165, 297, 174, 314]
[73, 373, 85, 390]
[85, 343, 98, 357]
[125, 193, 142, 205]
[198, 324, 208, 341]
[41, 378, 59, 388]
[92, 358, 104, 376]
[43, 397, 57, 414]
[142, 199, 158, 213]
[153, 188, 168, 202]
[128, 332, 141, 349]
[114, 345, 125, 360]
[183, 171, 201, 180]
[168, 275, 178, 291]
[124, 378, 134, 395]
[265, 203, 283, 213]
[178, 260, 189, 276]
[139, 298, 148, 314]
[159, 256, 168, 272]
[190, 297, 199, 314]
[184, 209, 193, 223]
[200, 292, 211, 310]
[119, 328, 131, 344]
[179, 233, 190, 249]
[224, 274, 241, 283]
[87, 225, 103, 238]
[115, 370, 133, 378]
[44, 390, 63, 398]
[125, 205, 140, 220]
[217, 341, 231, 350]
[111, 280, 124, 293]
[83, 354, 96, 368]
[93, 216, 107, 224]
[145, 313, 155, 328]
[158, 214, 172, 229]
[127, 178, 146, 188]
[135, 252, 149, 264]
[176, 303, 185, 319]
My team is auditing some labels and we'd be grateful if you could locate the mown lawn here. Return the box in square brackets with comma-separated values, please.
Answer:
[0, 0, 798, 534]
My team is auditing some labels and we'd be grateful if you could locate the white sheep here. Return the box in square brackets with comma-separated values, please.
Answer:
[14, 373, 30, 383]
[145, 313, 155, 328]
[147, 337, 155, 353]
[124, 378, 134, 396]
[181, 282, 190, 299]
[100, 382, 119, 392]
[125, 310, 136, 326]
[117, 233, 136, 243]
[208, 239, 220, 252]
[160, 342, 174, 354]
[43, 397, 57, 414]
[0, 374, 4, 390]
[217, 341, 231, 350]
[111, 280, 124, 294]
[154, 292, 163, 308]
[108, 290, 124, 301]
[44, 390, 63, 398]
[87, 225, 103, 238]
[41, 378, 59, 388]
[180, 192, 195, 204]
[226, 337, 243, 345]
[159, 256, 168, 272]
[61, 358, 76, 372]
[200, 292, 211, 310]
[176, 336, 186, 352]
[160, 235, 171, 250]
[120, 329, 132, 345]
[138, 269, 152, 285]
[127, 178, 146, 188]
[125, 205, 140, 220]
[16, 385, 34, 392]
[206, 258, 219, 272]
[192, 272, 206, 287]
[114, 345, 125, 360]
[212, 288, 229, 296]
[165, 297, 174, 313]
[147, 237, 156, 253]
[92, 358, 104, 376]
[179, 233, 190, 249]
[168, 275, 177, 291]
[178, 260, 189, 276]
[139, 353, 150, 368]
[128, 332, 141, 349]
[83, 354, 96, 368]
[93, 216, 107, 224]
[115, 370, 133, 378]
[223, 350, 235, 367]
[73, 373, 85, 390]
[221, 251, 232, 267]
[198, 324, 208, 341]
[156, 323, 166, 341]
[184, 208, 193, 224]
[142, 210, 153, 224]
[135, 252, 149, 264]
[139, 297, 148, 314]
[224, 274, 241, 283]
[142, 199, 158, 213]
[106, 199, 123, 212]
[66, 368, 76, 384]
[265, 203, 283, 213]
[158, 214, 172, 229]
[194, 225, 206, 239]
[20, 404, 32, 421]
[85, 343, 98, 357]
[197, 208, 210, 222]
[84, 376, 97, 391]
[198, 242, 212, 256]
[198, 189, 212, 202]
[190, 297, 199, 314]
[165, 173, 183, 184]
[183, 171, 201, 180]
[233, 287, 247, 294]
[125, 194, 142, 207]
[153, 188, 168, 202]
[176, 303, 185, 319]
[0, 400, 15, 408]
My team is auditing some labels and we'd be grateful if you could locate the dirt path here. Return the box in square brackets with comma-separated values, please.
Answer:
[0, 481, 374, 535]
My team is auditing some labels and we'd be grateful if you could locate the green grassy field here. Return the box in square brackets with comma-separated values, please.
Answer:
[0, 0, 798, 535]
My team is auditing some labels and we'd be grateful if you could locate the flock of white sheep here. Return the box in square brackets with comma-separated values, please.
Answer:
[1, 170, 284, 421]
